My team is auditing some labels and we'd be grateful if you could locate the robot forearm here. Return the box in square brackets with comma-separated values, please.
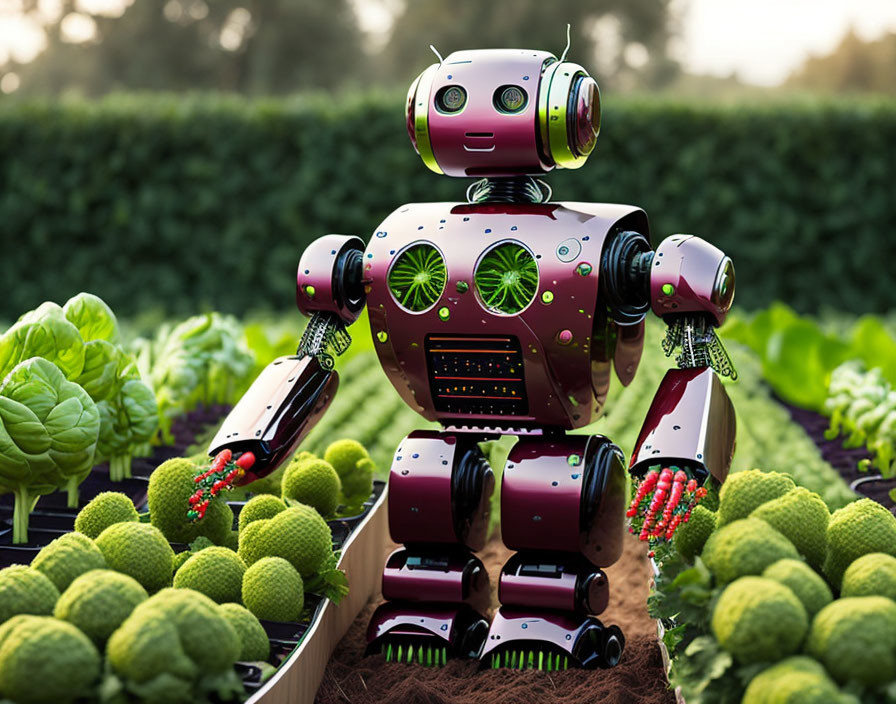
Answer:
[189, 235, 367, 516]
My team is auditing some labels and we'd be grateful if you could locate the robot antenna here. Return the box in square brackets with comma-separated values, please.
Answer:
[430, 44, 443, 64]
[560, 23, 571, 62]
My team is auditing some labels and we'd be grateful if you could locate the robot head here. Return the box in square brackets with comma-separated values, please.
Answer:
[406, 49, 601, 177]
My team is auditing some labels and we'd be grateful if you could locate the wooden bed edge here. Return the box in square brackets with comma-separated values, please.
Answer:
[246, 486, 389, 704]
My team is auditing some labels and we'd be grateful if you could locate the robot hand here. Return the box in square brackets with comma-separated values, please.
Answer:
[626, 467, 708, 543]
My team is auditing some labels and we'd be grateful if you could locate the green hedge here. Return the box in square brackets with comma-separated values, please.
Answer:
[1, 94, 894, 318]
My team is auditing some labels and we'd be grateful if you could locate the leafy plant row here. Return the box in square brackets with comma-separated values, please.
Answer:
[826, 363, 896, 485]
[726, 303, 896, 485]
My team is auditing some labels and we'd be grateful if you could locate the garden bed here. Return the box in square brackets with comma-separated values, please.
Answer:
[782, 401, 895, 514]
[315, 532, 674, 704]
[0, 403, 389, 703]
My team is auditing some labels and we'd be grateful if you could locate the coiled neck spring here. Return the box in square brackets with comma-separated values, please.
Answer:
[466, 176, 552, 204]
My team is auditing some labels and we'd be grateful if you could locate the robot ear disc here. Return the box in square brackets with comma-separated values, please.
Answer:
[537, 62, 600, 170]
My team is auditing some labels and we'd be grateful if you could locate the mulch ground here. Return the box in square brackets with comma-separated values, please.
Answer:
[316, 532, 675, 704]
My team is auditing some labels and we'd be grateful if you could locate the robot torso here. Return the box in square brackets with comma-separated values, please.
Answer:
[364, 200, 650, 431]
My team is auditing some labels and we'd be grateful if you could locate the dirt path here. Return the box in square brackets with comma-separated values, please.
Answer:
[316, 532, 674, 704]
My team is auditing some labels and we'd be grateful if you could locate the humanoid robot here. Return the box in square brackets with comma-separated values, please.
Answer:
[194, 45, 737, 670]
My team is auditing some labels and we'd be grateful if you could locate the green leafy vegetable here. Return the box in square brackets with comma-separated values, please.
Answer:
[0, 358, 100, 543]
[97, 373, 158, 482]
[825, 362, 896, 478]
[73, 340, 120, 404]
[724, 303, 896, 413]
[0, 313, 85, 383]
[139, 313, 253, 443]
[62, 292, 121, 346]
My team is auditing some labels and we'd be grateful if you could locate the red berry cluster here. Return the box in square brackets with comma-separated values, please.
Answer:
[186, 449, 256, 522]
[627, 466, 707, 546]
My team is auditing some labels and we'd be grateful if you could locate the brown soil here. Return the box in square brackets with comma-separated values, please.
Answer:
[316, 532, 674, 704]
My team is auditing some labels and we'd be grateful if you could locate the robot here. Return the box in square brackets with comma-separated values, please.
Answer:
[193, 44, 738, 670]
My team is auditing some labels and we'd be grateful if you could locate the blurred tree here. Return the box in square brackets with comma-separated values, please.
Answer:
[5, 0, 362, 95]
[788, 29, 896, 94]
[378, 0, 678, 91]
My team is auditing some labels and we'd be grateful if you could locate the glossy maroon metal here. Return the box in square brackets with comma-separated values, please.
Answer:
[423, 50, 555, 177]
[388, 431, 457, 545]
[296, 234, 365, 324]
[365, 202, 650, 431]
[500, 435, 625, 567]
[613, 319, 645, 387]
[630, 367, 736, 483]
[366, 602, 490, 658]
[387, 430, 492, 550]
[381, 548, 491, 614]
[500, 435, 585, 554]
[650, 235, 734, 326]
[367, 603, 460, 645]
[479, 607, 622, 668]
[208, 355, 337, 483]
[498, 554, 609, 615]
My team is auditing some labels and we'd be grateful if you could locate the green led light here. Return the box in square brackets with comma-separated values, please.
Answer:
[567, 454, 581, 466]
[438, 306, 450, 321]
[456, 281, 469, 293]
[576, 263, 592, 276]
[304, 285, 316, 298]
[662, 283, 675, 296]
[376, 331, 388, 343]
[541, 291, 554, 304]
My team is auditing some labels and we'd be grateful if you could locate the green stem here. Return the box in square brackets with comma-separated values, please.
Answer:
[109, 454, 132, 481]
[66, 477, 79, 509]
[12, 486, 34, 545]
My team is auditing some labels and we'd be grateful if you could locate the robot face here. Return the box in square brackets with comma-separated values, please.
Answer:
[406, 49, 601, 177]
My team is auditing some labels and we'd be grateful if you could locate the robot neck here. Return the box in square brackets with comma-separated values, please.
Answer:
[465, 176, 552, 205]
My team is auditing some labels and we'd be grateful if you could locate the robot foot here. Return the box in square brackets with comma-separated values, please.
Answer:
[479, 607, 624, 670]
[366, 602, 490, 665]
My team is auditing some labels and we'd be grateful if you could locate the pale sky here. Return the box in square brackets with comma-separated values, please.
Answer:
[2, 0, 896, 87]
[677, 0, 896, 85]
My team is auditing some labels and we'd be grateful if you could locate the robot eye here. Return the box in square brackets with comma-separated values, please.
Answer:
[494, 85, 528, 113]
[435, 85, 467, 114]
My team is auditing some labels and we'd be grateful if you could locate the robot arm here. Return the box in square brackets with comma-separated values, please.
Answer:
[187, 235, 366, 520]
[606, 233, 737, 546]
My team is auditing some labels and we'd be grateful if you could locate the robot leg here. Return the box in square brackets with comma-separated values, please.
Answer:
[366, 430, 494, 664]
[481, 434, 627, 669]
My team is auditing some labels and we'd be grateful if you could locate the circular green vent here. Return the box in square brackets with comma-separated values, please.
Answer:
[475, 242, 538, 314]
[388, 243, 447, 312]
